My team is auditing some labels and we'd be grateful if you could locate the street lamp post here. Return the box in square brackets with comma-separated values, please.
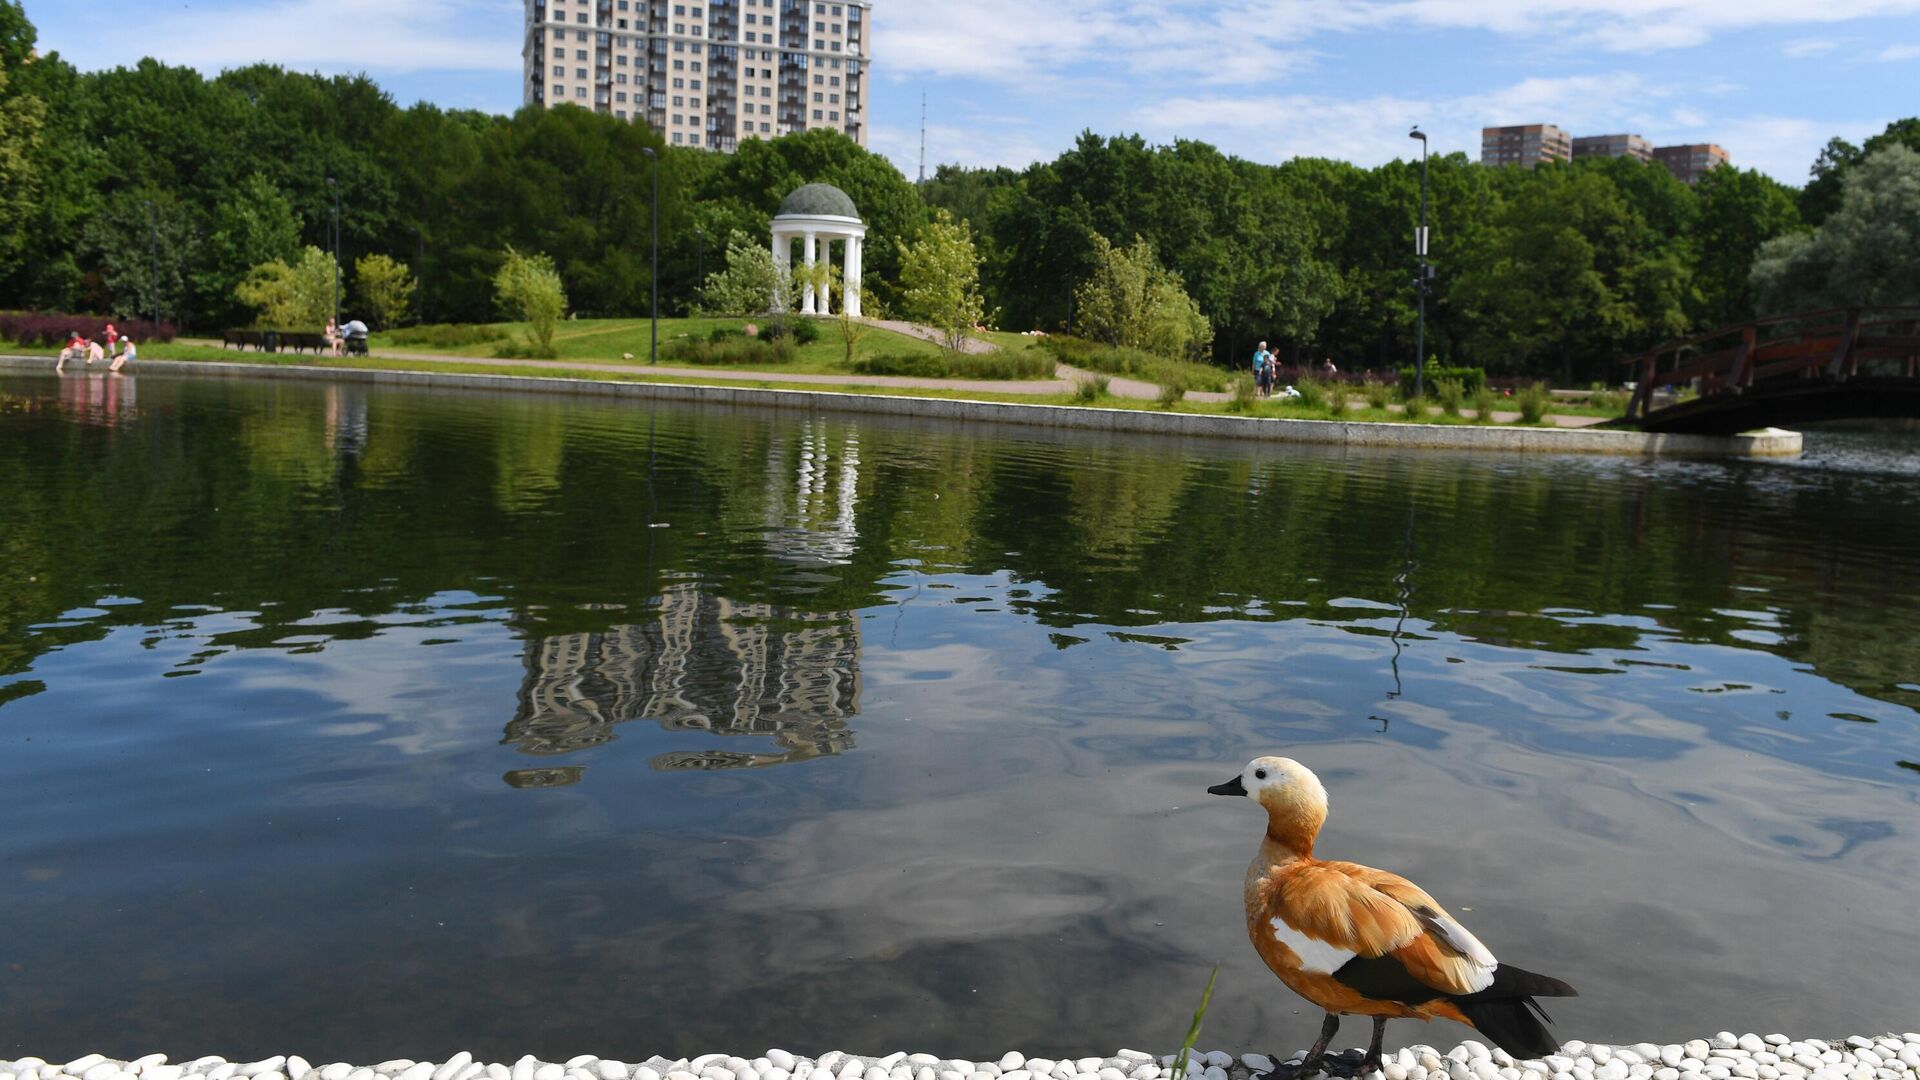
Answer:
[641, 146, 659, 365]
[695, 226, 705, 292]
[1409, 127, 1430, 402]
[326, 177, 342, 331]
[144, 200, 159, 334]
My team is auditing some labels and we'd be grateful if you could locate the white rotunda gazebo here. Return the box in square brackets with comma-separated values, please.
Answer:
[771, 183, 866, 318]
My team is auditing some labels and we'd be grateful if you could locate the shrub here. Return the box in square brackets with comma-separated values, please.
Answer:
[761, 316, 820, 346]
[850, 350, 1054, 380]
[494, 247, 566, 358]
[1074, 374, 1109, 402]
[1587, 381, 1628, 414]
[385, 323, 504, 348]
[1517, 382, 1551, 424]
[1228, 373, 1256, 412]
[0, 312, 177, 345]
[1325, 380, 1351, 416]
[1398, 365, 1485, 398]
[1293, 377, 1327, 410]
[1156, 381, 1184, 408]
[1435, 378, 1465, 416]
[1363, 380, 1395, 410]
[1470, 385, 1500, 422]
[661, 335, 796, 366]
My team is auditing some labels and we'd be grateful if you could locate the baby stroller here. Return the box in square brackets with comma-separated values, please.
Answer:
[342, 320, 370, 356]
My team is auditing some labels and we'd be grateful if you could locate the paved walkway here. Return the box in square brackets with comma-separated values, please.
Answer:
[176, 334, 1605, 427]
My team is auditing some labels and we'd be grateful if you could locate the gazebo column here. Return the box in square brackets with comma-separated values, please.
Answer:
[819, 239, 833, 316]
[802, 231, 818, 314]
[844, 235, 862, 318]
[770, 229, 791, 312]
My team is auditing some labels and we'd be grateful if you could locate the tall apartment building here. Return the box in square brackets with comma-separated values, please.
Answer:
[1480, 124, 1573, 168]
[522, 0, 872, 152]
[1572, 133, 1653, 163]
[1653, 143, 1730, 185]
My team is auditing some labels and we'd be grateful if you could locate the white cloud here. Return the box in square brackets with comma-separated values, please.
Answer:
[66, 0, 520, 76]
[1877, 42, 1920, 58]
[1782, 38, 1842, 57]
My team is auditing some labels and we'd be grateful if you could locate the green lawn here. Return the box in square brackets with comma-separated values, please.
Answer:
[372, 316, 948, 375]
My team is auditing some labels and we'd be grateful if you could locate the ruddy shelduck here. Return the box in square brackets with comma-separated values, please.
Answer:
[1210, 756, 1576, 1074]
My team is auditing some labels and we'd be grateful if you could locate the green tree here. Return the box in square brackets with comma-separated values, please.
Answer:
[493, 246, 567, 356]
[696, 229, 782, 315]
[1800, 120, 1920, 225]
[1752, 143, 1920, 311]
[354, 253, 417, 329]
[1073, 233, 1212, 361]
[0, 65, 43, 283]
[196, 174, 302, 329]
[79, 191, 198, 325]
[898, 209, 987, 351]
[1690, 167, 1802, 325]
[235, 245, 338, 329]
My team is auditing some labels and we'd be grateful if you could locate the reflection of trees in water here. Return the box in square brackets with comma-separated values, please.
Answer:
[502, 585, 859, 785]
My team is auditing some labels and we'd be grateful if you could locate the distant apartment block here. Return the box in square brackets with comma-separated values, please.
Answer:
[522, 0, 872, 152]
[1653, 143, 1730, 185]
[1572, 133, 1653, 163]
[1480, 124, 1573, 168]
[1486, 125, 1731, 183]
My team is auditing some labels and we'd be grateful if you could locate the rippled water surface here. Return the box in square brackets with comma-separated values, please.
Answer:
[2, 373, 1917, 1062]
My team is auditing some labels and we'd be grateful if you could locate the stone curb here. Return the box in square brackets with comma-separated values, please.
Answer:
[0, 356, 1802, 459]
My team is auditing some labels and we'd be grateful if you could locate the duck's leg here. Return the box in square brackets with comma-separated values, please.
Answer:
[1298, 1013, 1341, 1075]
[1362, 1017, 1388, 1074]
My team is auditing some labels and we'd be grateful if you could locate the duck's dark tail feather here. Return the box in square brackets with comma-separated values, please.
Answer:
[1452, 964, 1578, 1060]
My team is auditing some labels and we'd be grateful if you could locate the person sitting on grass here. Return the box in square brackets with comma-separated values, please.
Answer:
[57, 332, 86, 371]
[87, 338, 107, 365]
[111, 338, 136, 373]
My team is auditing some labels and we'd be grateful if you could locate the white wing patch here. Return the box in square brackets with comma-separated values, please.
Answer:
[1270, 916, 1358, 974]
[1414, 908, 1498, 991]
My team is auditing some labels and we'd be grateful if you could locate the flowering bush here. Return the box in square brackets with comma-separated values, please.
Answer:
[0, 312, 178, 346]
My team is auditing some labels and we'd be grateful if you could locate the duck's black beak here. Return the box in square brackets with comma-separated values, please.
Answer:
[1208, 775, 1247, 797]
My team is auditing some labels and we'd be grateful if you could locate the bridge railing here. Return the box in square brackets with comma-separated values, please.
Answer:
[1621, 306, 1920, 421]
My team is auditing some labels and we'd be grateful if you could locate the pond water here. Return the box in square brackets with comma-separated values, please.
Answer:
[2, 372, 1917, 1064]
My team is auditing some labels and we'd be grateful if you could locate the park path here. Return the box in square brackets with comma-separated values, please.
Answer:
[179, 337, 1081, 396]
[176, 335, 1603, 426]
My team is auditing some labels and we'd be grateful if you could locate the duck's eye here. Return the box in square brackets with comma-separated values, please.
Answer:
[1255, 769, 1267, 780]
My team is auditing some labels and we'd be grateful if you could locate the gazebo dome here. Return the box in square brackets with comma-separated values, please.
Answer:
[777, 183, 860, 220]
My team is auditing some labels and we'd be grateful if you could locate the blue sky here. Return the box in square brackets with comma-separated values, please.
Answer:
[25, 0, 1920, 184]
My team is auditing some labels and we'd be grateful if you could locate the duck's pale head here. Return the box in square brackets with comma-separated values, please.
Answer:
[1209, 755, 1328, 855]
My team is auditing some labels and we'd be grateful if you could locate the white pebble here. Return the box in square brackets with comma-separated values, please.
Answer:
[1384, 1067, 1407, 1080]
[1739, 1041, 1764, 1057]
[1127, 1070, 1154, 1080]
[1471, 1062, 1498, 1080]
[1595, 1065, 1627, 1080]
[398, 1066, 435, 1080]
[1686, 1047, 1711, 1063]
[149, 1070, 183, 1080]
[485, 1069, 508, 1080]
[1713, 1039, 1738, 1053]
[535, 1068, 565, 1080]
[1241, 1060, 1274, 1076]
[596, 1066, 626, 1080]
[1407, 1067, 1427, 1080]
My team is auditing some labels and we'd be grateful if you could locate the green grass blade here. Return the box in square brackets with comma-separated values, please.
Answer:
[1171, 965, 1220, 1080]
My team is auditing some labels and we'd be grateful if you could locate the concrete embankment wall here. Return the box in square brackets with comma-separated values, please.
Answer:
[0, 356, 1803, 458]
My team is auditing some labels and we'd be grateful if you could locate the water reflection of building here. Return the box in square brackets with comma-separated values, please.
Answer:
[501, 586, 861, 785]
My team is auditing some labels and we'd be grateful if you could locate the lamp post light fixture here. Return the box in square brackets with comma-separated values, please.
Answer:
[326, 176, 342, 332]
[641, 146, 659, 366]
[144, 199, 159, 334]
[695, 225, 706, 293]
[1408, 126, 1431, 403]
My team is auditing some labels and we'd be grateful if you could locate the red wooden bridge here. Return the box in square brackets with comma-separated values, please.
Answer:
[1614, 307, 1920, 434]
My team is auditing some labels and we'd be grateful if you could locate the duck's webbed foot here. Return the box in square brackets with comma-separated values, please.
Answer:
[1295, 1013, 1341, 1076]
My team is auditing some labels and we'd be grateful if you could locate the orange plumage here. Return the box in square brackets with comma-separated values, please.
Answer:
[1210, 756, 1575, 1072]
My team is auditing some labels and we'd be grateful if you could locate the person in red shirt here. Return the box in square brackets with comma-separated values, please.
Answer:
[104, 323, 119, 352]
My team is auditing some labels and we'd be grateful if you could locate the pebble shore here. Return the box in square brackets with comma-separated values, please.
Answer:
[6, 1034, 1916, 1080]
